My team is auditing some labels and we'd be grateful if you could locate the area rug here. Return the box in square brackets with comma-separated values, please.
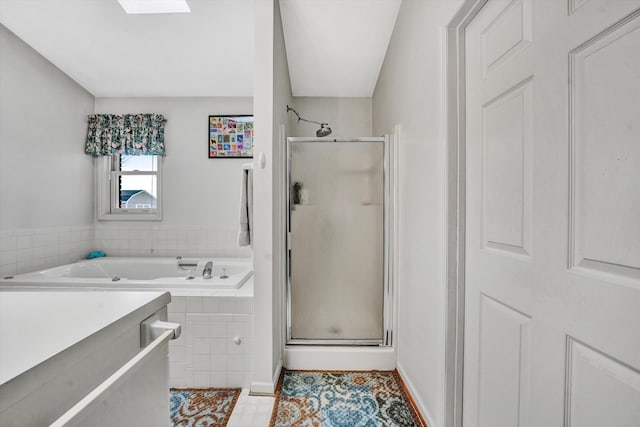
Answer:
[170, 388, 241, 427]
[269, 370, 427, 427]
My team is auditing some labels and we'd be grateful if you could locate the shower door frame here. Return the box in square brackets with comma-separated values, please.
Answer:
[285, 136, 393, 346]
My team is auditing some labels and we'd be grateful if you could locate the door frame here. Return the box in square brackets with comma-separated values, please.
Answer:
[443, 2, 487, 427]
[284, 136, 393, 346]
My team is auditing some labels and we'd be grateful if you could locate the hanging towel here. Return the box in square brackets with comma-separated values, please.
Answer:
[238, 164, 254, 247]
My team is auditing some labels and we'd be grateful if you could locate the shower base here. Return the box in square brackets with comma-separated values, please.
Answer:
[283, 346, 395, 370]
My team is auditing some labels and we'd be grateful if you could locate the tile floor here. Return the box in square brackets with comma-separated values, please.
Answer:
[226, 389, 274, 427]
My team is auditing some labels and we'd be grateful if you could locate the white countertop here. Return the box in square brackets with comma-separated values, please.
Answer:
[0, 290, 168, 386]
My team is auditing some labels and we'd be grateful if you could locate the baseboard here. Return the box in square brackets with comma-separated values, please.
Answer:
[272, 359, 283, 387]
[397, 362, 437, 427]
[249, 381, 275, 396]
[249, 359, 283, 396]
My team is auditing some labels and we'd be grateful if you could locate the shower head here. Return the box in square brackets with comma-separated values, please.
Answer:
[286, 105, 332, 138]
[316, 123, 332, 137]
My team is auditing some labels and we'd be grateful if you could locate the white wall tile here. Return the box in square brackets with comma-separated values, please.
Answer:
[186, 297, 203, 313]
[227, 339, 243, 355]
[16, 247, 33, 263]
[192, 322, 210, 338]
[1, 251, 17, 265]
[0, 236, 16, 252]
[201, 297, 221, 313]
[168, 296, 186, 313]
[32, 246, 46, 259]
[46, 232, 59, 247]
[210, 322, 227, 338]
[167, 296, 253, 389]
[169, 362, 186, 379]
[228, 355, 244, 372]
[91, 224, 252, 258]
[221, 297, 236, 313]
[169, 345, 187, 363]
[227, 322, 243, 338]
[211, 338, 227, 355]
[168, 313, 186, 326]
[193, 338, 210, 355]
[193, 371, 210, 387]
[193, 355, 210, 371]
[235, 298, 254, 314]
[0, 226, 93, 275]
[210, 355, 228, 372]
[211, 313, 234, 322]
[16, 235, 31, 249]
[210, 372, 227, 387]
[227, 371, 245, 388]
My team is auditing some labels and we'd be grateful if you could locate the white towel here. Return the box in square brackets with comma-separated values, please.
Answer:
[238, 167, 253, 247]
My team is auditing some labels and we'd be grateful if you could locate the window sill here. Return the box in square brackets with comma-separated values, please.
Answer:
[97, 212, 162, 221]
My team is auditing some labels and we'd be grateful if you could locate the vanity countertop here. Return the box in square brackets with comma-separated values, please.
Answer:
[0, 290, 169, 386]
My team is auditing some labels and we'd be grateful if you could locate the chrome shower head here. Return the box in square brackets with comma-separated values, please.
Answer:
[287, 105, 332, 138]
[316, 124, 332, 137]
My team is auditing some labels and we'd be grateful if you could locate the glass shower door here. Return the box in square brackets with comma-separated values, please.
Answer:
[287, 138, 386, 344]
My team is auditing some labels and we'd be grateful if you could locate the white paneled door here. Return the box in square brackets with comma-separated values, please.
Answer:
[464, 1, 640, 426]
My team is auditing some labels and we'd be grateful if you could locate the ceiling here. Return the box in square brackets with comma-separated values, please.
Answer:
[0, 0, 255, 97]
[280, 0, 401, 97]
[0, 0, 401, 98]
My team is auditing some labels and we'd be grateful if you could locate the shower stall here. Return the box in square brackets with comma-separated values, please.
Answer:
[286, 137, 392, 347]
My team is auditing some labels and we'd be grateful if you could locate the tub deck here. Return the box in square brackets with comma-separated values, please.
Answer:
[0, 257, 253, 297]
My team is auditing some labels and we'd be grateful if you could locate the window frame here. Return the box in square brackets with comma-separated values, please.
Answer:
[95, 155, 163, 221]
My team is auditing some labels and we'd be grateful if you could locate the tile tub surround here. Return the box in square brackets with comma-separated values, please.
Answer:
[0, 226, 93, 277]
[1, 224, 251, 278]
[167, 294, 254, 388]
[94, 225, 252, 259]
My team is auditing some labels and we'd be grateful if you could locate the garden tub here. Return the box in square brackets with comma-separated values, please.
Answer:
[0, 257, 252, 292]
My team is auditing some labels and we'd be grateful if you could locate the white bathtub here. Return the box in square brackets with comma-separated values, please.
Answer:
[0, 257, 253, 292]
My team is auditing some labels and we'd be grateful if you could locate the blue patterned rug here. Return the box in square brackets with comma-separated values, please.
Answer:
[269, 370, 426, 427]
[170, 388, 241, 426]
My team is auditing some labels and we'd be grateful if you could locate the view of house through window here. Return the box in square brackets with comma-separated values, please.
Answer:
[114, 155, 158, 210]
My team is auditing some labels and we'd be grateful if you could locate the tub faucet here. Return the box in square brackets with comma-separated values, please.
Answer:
[203, 261, 213, 279]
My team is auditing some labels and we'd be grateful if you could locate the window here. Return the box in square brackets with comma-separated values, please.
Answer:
[96, 155, 162, 220]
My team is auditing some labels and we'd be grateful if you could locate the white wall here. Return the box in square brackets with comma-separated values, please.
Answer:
[93, 97, 253, 258]
[271, 0, 291, 384]
[288, 97, 372, 137]
[0, 24, 94, 230]
[0, 24, 95, 276]
[372, 1, 463, 427]
[252, 0, 292, 394]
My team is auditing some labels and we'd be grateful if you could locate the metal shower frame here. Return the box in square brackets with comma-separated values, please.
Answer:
[285, 136, 393, 346]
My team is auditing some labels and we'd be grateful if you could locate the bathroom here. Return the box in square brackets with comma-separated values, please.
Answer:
[1, 0, 639, 426]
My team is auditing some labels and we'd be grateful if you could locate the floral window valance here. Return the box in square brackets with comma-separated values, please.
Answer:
[85, 113, 167, 157]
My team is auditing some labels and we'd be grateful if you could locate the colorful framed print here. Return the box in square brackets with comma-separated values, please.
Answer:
[208, 115, 254, 158]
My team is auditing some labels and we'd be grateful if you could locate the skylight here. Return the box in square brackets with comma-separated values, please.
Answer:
[117, 0, 190, 15]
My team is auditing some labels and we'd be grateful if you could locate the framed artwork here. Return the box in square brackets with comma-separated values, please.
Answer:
[208, 115, 254, 158]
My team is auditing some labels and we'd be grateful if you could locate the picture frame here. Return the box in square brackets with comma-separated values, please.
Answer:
[208, 115, 254, 158]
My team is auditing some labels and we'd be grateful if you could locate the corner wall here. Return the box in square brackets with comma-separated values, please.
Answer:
[372, 1, 463, 426]
[251, 0, 292, 394]
[271, 0, 292, 385]
[0, 24, 95, 276]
